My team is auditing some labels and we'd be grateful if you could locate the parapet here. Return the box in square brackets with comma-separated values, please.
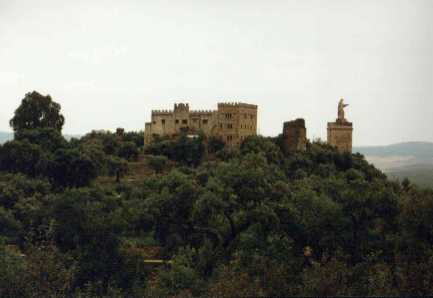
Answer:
[151, 110, 173, 116]
[190, 110, 215, 115]
[217, 102, 258, 109]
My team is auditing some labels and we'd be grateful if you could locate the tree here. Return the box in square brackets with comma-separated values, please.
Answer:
[0, 140, 49, 177]
[240, 135, 283, 164]
[147, 155, 168, 174]
[10, 91, 65, 133]
[48, 149, 97, 188]
[207, 136, 225, 154]
[106, 156, 128, 182]
[15, 128, 67, 152]
[118, 141, 139, 161]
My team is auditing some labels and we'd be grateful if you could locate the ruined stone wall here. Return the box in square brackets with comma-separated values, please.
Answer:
[327, 121, 353, 153]
[282, 119, 307, 153]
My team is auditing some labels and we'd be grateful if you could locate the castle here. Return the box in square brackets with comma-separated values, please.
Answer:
[144, 99, 352, 153]
[144, 102, 258, 147]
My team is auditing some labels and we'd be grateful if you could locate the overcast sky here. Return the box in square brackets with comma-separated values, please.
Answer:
[1, 0, 432, 146]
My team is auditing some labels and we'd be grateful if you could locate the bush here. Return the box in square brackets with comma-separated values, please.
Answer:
[147, 155, 168, 174]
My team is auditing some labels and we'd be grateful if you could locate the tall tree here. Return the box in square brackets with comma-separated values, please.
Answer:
[10, 91, 65, 133]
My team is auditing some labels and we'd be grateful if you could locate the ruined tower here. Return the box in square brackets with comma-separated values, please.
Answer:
[282, 118, 307, 153]
[327, 99, 353, 153]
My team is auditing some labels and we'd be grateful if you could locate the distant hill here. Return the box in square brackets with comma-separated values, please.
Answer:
[0, 131, 13, 144]
[0, 131, 81, 144]
[354, 142, 433, 188]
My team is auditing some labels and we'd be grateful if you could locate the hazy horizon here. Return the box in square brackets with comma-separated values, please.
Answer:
[1, 0, 432, 146]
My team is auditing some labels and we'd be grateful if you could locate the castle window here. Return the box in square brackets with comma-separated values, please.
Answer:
[203, 119, 208, 125]
[220, 124, 223, 129]
[182, 119, 188, 124]
[227, 124, 233, 129]
[175, 119, 179, 124]
[152, 121, 156, 124]
[162, 119, 165, 125]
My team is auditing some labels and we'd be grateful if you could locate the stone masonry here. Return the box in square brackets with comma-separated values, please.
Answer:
[144, 102, 258, 148]
[327, 99, 353, 153]
[282, 119, 307, 153]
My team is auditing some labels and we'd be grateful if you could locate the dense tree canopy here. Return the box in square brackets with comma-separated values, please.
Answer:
[10, 91, 65, 133]
[1, 94, 433, 296]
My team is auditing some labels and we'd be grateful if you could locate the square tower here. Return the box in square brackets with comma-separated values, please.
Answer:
[217, 102, 258, 147]
[327, 98, 353, 153]
[327, 120, 353, 153]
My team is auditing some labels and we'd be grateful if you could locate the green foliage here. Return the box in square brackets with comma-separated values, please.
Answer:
[10, 91, 65, 133]
[152, 249, 204, 297]
[146, 133, 205, 167]
[207, 136, 225, 154]
[2, 96, 433, 295]
[240, 135, 283, 164]
[49, 189, 126, 287]
[147, 155, 168, 174]
[0, 140, 49, 177]
[123, 131, 144, 149]
[48, 148, 98, 188]
[118, 141, 139, 161]
[79, 130, 140, 162]
[0, 239, 76, 298]
[15, 128, 68, 152]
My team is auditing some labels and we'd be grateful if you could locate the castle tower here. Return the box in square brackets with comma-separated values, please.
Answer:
[282, 119, 307, 153]
[327, 98, 353, 153]
[217, 102, 258, 147]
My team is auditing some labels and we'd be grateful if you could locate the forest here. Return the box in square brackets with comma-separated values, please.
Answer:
[1, 91, 433, 297]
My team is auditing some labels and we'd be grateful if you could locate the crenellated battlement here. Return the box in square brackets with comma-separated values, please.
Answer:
[217, 102, 257, 109]
[190, 110, 215, 114]
[152, 110, 173, 115]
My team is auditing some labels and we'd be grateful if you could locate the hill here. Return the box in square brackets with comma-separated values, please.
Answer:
[0, 131, 13, 144]
[354, 142, 433, 188]
[0, 131, 81, 144]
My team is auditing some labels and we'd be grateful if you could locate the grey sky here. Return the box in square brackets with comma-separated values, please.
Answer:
[1, 0, 432, 146]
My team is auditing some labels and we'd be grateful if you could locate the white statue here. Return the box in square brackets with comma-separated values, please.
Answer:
[338, 98, 349, 122]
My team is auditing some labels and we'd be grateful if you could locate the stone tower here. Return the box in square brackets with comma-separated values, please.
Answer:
[282, 118, 307, 153]
[217, 102, 258, 147]
[327, 98, 353, 153]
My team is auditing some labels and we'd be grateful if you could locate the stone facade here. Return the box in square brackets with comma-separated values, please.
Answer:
[144, 102, 258, 147]
[327, 119, 353, 153]
[282, 119, 307, 153]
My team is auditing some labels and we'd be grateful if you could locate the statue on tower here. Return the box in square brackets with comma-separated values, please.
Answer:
[337, 98, 349, 123]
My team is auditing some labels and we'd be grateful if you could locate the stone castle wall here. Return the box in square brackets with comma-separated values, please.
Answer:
[144, 102, 258, 147]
